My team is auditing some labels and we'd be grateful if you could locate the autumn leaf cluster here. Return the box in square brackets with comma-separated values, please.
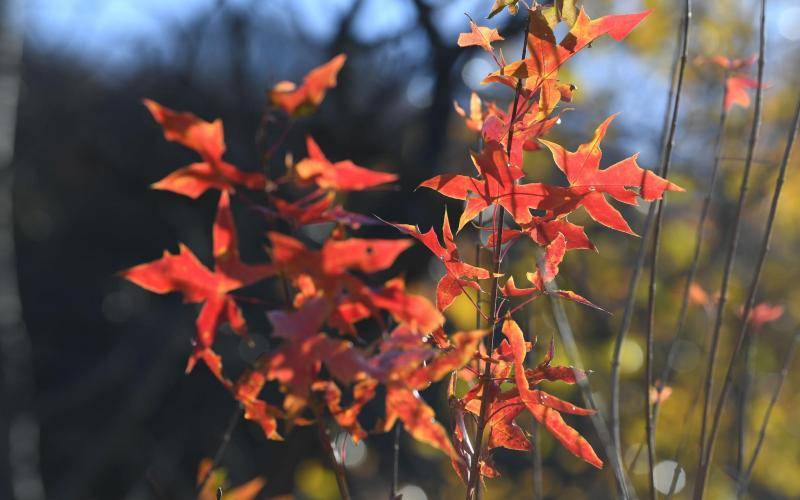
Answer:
[121, 0, 688, 491]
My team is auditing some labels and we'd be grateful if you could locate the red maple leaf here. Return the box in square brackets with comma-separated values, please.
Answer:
[386, 210, 491, 311]
[500, 318, 601, 467]
[420, 140, 562, 229]
[121, 191, 274, 381]
[485, 8, 650, 90]
[539, 114, 683, 234]
[725, 75, 761, 110]
[379, 330, 485, 460]
[262, 298, 374, 416]
[144, 100, 267, 199]
[268, 54, 347, 117]
[457, 21, 504, 53]
[294, 136, 398, 191]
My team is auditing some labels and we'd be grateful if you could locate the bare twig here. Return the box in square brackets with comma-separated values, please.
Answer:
[694, 2, 768, 497]
[644, 1, 691, 497]
[314, 403, 351, 500]
[196, 406, 243, 495]
[391, 422, 402, 500]
[650, 74, 730, 437]
[737, 333, 800, 496]
[697, 52, 793, 500]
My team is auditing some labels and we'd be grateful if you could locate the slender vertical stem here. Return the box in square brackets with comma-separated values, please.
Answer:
[696, 50, 793, 500]
[644, 2, 691, 497]
[737, 333, 800, 496]
[532, 420, 543, 500]
[196, 406, 243, 494]
[651, 81, 730, 433]
[466, 12, 531, 500]
[315, 403, 352, 500]
[735, 334, 753, 480]
[629, 82, 731, 475]
[694, 2, 768, 497]
[609, 8, 683, 481]
[390, 422, 402, 499]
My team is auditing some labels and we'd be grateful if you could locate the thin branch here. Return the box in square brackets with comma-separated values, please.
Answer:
[532, 420, 543, 500]
[609, 7, 684, 495]
[737, 332, 800, 496]
[314, 403, 352, 500]
[650, 74, 730, 438]
[196, 406, 243, 495]
[694, 1, 768, 496]
[735, 332, 755, 480]
[644, 1, 691, 497]
[391, 422, 402, 500]
[697, 41, 792, 498]
[466, 11, 531, 500]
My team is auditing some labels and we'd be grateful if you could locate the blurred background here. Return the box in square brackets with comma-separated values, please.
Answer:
[1, 0, 799, 498]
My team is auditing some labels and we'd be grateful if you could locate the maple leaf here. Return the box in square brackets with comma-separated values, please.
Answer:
[649, 384, 673, 405]
[382, 387, 459, 460]
[268, 231, 412, 284]
[526, 233, 603, 310]
[485, 8, 650, 90]
[481, 107, 562, 167]
[458, 21, 504, 53]
[365, 278, 445, 334]
[689, 283, 710, 306]
[454, 92, 490, 133]
[485, 394, 529, 451]
[501, 318, 602, 468]
[268, 54, 347, 117]
[540, 0, 579, 29]
[312, 379, 378, 442]
[493, 217, 595, 252]
[144, 100, 267, 199]
[420, 140, 560, 229]
[269, 191, 375, 228]
[386, 210, 490, 311]
[267, 232, 442, 335]
[539, 114, 683, 234]
[695, 54, 756, 72]
[294, 136, 398, 191]
[725, 75, 761, 110]
[121, 191, 274, 381]
[262, 298, 373, 416]
[741, 302, 784, 329]
[233, 367, 283, 440]
[695, 54, 763, 110]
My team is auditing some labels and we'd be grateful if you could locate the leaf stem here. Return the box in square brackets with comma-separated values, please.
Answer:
[644, 2, 691, 497]
[313, 401, 352, 500]
[196, 405, 242, 495]
[465, 10, 531, 500]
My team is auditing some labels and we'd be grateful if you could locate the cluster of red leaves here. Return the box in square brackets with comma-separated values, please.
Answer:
[122, 56, 487, 461]
[381, 2, 685, 483]
[122, 0, 687, 489]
